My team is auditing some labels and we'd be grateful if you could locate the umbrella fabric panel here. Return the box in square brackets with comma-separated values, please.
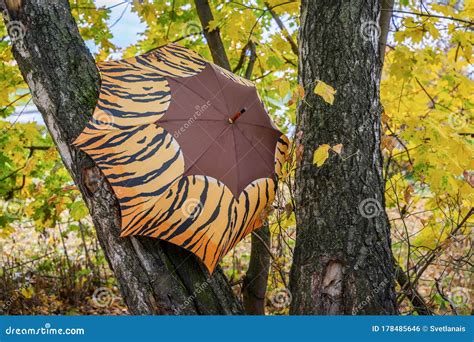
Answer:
[124, 175, 277, 272]
[211, 63, 255, 87]
[158, 60, 281, 196]
[74, 43, 207, 139]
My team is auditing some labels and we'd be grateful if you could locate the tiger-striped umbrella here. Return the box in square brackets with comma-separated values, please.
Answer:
[73, 43, 288, 272]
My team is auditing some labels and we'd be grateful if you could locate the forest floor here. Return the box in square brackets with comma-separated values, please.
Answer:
[0, 205, 471, 315]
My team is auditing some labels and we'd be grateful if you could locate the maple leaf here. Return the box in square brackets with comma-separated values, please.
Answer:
[313, 80, 336, 105]
[313, 144, 331, 167]
[331, 144, 343, 155]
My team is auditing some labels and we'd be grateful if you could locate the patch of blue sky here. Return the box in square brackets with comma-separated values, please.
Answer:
[10, 0, 146, 125]
[85, 0, 146, 57]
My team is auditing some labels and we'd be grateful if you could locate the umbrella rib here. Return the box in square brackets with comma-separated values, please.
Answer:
[208, 65, 277, 130]
[234, 125, 276, 171]
[167, 75, 228, 120]
[157, 118, 225, 124]
[218, 133, 269, 196]
[232, 127, 239, 196]
[237, 127, 275, 176]
[210, 64, 258, 121]
[235, 121, 282, 133]
[209, 65, 232, 117]
[234, 85, 259, 118]
[182, 125, 231, 175]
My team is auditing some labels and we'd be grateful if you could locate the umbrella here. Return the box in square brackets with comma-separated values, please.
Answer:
[73, 43, 288, 272]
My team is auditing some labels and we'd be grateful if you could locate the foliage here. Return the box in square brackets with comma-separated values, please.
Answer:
[380, 0, 473, 314]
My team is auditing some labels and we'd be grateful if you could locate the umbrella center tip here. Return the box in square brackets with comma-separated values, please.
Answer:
[228, 107, 246, 124]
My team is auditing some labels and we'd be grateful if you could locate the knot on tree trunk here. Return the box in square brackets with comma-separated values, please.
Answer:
[319, 260, 344, 314]
[3, 0, 22, 13]
[82, 166, 103, 195]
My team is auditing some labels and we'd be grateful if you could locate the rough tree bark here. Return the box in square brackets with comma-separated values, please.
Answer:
[2, 0, 243, 315]
[289, 0, 397, 314]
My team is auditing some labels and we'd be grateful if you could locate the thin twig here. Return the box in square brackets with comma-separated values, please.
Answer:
[384, 9, 474, 26]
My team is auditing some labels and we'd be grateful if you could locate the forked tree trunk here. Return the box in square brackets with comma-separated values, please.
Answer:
[289, 0, 397, 314]
[2, 0, 242, 315]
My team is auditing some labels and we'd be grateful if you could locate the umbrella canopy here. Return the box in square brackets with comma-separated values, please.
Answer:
[74, 43, 288, 272]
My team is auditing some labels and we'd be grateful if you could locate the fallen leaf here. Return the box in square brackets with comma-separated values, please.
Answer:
[381, 136, 397, 152]
[296, 143, 304, 163]
[20, 286, 35, 299]
[313, 144, 331, 167]
[331, 144, 343, 154]
[296, 84, 305, 99]
[313, 80, 336, 105]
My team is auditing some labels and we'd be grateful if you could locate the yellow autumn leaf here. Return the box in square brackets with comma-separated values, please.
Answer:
[20, 285, 35, 299]
[313, 144, 331, 167]
[412, 224, 450, 250]
[296, 84, 305, 99]
[0, 225, 15, 238]
[381, 136, 397, 152]
[313, 80, 336, 105]
[207, 19, 219, 32]
[331, 144, 343, 155]
[276, 79, 291, 98]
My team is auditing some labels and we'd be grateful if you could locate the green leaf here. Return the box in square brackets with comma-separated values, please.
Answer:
[70, 201, 88, 221]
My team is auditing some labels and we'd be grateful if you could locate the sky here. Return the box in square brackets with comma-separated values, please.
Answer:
[90, 0, 145, 51]
[9, 0, 145, 125]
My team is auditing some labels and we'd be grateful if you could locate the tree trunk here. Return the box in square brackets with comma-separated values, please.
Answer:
[289, 0, 397, 315]
[242, 224, 271, 315]
[2, 0, 242, 315]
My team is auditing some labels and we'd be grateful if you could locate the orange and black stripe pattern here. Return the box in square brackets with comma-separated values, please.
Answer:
[74, 43, 289, 272]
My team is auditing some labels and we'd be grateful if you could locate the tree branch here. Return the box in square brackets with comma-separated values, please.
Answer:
[233, 42, 251, 73]
[264, 1, 298, 55]
[384, 9, 474, 26]
[244, 40, 257, 79]
[193, 0, 231, 70]
[242, 224, 271, 315]
[394, 260, 432, 315]
[379, 0, 394, 64]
